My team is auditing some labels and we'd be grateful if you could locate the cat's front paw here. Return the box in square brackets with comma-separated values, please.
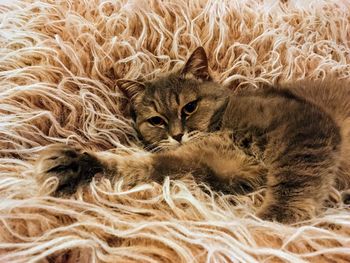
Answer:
[35, 144, 104, 196]
[256, 204, 314, 224]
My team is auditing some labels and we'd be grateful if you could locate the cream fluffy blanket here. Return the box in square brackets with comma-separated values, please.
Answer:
[1, 0, 350, 262]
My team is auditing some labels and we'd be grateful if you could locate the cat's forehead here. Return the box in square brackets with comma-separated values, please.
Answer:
[147, 74, 197, 91]
[145, 75, 199, 99]
[134, 75, 198, 116]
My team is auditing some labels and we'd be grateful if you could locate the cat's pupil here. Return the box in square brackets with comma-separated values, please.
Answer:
[148, 116, 164, 126]
[183, 100, 198, 115]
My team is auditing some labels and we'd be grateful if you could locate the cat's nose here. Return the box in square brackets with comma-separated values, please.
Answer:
[172, 133, 184, 142]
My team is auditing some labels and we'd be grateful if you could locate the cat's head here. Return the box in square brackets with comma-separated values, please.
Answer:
[117, 47, 228, 150]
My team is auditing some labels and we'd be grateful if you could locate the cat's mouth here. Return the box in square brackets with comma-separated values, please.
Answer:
[145, 131, 205, 153]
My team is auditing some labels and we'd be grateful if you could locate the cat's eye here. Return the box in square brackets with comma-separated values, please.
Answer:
[148, 116, 165, 126]
[182, 100, 198, 116]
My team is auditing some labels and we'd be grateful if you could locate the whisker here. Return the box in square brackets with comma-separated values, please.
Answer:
[144, 139, 168, 151]
[185, 130, 207, 142]
[149, 146, 163, 153]
[147, 138, 176, 153]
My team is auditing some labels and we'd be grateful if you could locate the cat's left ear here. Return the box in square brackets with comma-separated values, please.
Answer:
[181, 46, 212, 81]
[116, 79, 146, 100]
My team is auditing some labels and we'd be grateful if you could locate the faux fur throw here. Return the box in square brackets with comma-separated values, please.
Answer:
[1, 0, 350, 262]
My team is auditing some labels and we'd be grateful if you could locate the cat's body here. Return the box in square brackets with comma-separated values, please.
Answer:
[35, 47, 350, 223]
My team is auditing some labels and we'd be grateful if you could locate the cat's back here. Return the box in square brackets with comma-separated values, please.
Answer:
[280, 78, 350, 123]
[223, 84, 325, 128]
[221, 84, 339, 145]
[226, 78, 350, 132]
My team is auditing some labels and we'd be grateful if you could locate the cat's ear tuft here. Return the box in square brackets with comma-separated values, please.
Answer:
[181, 47, 211, 81]
[116, 79, 145, 100]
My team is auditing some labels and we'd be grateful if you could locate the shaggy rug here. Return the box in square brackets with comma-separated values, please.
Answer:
[1, 0, 350, 262]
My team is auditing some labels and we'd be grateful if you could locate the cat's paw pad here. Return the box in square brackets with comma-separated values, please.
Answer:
[35, 144, 103, 196]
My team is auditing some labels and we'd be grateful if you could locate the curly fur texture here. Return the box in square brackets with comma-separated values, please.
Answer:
[1, 0, 350, 262]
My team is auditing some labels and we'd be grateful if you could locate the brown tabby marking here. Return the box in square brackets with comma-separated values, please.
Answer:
[35, 47, 350, 224]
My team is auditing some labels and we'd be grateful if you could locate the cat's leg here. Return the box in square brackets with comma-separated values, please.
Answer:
[35, 132, 266, 196]
[112, 132, 267, 193]
[256, 144, 340, 224]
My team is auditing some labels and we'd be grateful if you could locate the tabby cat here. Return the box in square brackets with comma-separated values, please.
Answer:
[35, 47, 350, 223]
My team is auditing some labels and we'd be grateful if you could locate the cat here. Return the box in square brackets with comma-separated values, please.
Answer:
[34, 47, 350, 224]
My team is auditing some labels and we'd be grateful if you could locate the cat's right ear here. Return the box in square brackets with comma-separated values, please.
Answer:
[116, 79, 145, 100]
[181, 46, 211, 81]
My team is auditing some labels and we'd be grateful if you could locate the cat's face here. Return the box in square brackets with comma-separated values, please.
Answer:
[117, 47, 228, 150]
